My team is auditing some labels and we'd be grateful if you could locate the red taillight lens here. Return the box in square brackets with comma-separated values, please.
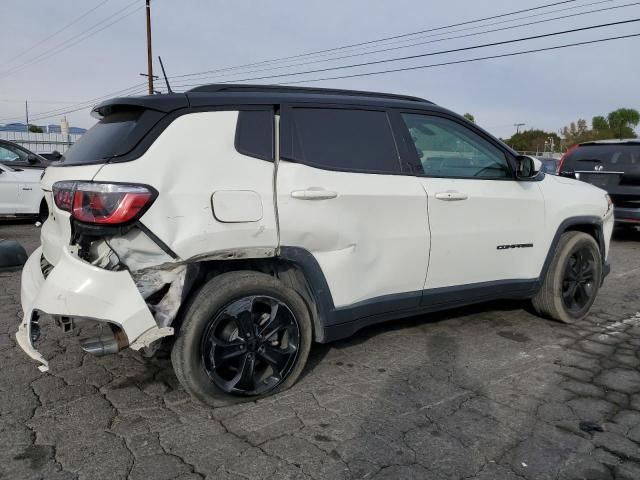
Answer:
[557, 144, 578, 175]
[53, 181, 75, 212]
[52, 181, 156, 225]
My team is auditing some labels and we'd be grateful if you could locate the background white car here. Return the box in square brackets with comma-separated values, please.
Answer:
[0, 162, 46, 217]
[0, 141, 48, 219]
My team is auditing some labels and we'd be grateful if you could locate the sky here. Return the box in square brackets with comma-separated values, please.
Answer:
[1, 0, 639, 139]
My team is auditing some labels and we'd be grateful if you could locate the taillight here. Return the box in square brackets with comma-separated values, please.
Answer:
[557, 144, 578, 175]
[52, 181, 156, 225]
[53, 181, 75, 212]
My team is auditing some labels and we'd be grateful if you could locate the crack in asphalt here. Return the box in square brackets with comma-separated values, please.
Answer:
[2, 225, 640, 479]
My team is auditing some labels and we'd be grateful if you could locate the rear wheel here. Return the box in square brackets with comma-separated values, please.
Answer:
[171, 271, 312, 406]
[532, 231, 602, 324]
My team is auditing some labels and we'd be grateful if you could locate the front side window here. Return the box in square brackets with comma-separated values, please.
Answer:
[0, 144, 28, 163]
[287, 108, 400, 173]
[401, 114, 511, 178]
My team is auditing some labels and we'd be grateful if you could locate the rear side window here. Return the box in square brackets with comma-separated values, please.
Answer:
[234, 110, 274, 161]
[285, 108, 400, 173]
[62, 108, 163, 165]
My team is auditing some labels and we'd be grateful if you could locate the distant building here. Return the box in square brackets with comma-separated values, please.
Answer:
[0, 122, 87, 134]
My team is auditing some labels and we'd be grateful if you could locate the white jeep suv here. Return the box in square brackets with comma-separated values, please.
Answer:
[17, 85, 614, 405]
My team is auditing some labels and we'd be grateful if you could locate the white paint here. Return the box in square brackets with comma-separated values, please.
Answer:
[276, 160, 430, 307]
[18, 246, 159, 371]
[91, 111, 277, 260]
[0, 163, 43, 215]
[211, 190, 263, 223]
[421, 178, 545, 288]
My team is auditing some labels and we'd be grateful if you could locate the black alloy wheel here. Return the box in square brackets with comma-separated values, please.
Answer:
[561, 246, 597, 313]
[201, 296, 300, 396]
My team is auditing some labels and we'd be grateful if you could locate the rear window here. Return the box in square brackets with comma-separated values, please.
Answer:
[284, 108, 401, 174]
[62, 108, 162, 165]
[562, 144, 640, 171]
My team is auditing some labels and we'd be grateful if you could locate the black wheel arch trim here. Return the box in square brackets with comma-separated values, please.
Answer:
[537, 215, 606, 282]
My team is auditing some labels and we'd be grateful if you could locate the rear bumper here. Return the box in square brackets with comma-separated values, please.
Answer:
[614, 206, 640, 224]
[17, 246, 163, 372]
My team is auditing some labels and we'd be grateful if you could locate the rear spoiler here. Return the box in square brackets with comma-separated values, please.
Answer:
[91, 94, 189, 119]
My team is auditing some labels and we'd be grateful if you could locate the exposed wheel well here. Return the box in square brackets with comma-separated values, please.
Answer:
[172, 257, 324, 342]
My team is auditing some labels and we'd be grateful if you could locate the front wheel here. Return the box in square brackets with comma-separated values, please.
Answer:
[532, 231, 602, 323]
[171, 271, 312, 407]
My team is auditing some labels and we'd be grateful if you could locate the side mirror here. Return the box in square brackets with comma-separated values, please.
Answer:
[27, 154, 40, 165]
[516, 155, 541, 179]
[51, 150, 62, 160]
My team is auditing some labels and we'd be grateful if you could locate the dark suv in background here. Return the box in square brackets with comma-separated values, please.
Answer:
[559, 140, 640, 226]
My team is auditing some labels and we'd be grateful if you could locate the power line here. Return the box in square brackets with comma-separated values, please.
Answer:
[0, 82, 146, 124]
[169, 0, 584, 81]
[3, 0, 112, 65]
[15, 84, 146, 123]
[283, 32, 640, 84]
[173, 0, 638, 84]
[0, 99, 86, 105]
[0, 2, 141, 79]
[281, 0, 613, 61]
[172, 18, 640, 87]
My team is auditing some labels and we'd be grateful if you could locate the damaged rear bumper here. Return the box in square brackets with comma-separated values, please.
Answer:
[17, 246, 173, 372]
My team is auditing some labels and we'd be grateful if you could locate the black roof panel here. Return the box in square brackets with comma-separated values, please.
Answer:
[188, 84, 432, 104]
[93, 84, 436, 115]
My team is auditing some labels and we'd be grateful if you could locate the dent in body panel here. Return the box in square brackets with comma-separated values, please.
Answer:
[276, 162, 430, 308]
[91, 111, 279, 260]
[89, 228, 276, 331]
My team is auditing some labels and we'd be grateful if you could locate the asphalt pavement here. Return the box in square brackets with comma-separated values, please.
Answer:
[1, 222, 639, 480]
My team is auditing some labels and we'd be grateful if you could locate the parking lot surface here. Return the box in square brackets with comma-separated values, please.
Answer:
[1, 222, 639, 480]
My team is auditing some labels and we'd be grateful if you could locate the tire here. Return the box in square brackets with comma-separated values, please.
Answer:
[532, 231, 602, 324]
[38, 199, 49, 224]
[171, 271, 312, 407]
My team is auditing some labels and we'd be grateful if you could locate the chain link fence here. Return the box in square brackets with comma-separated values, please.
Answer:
[0, 131, 83, 153]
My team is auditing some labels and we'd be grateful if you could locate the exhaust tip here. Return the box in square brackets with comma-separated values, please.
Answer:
[80, 328, 128, 356]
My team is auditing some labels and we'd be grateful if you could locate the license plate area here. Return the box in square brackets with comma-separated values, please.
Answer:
[575, 171, 623, 188]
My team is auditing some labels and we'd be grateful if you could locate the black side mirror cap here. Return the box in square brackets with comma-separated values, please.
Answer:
[27, 154, 40, 164]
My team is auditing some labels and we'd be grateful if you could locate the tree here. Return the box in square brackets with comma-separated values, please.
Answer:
[463, 113, 475, 123]
[592, 115, 608, 131]
[560, 109, 639, 147]
[28, 124, 43, 133]
[607, 108, 639, 139]
[505, 129, 561, 153]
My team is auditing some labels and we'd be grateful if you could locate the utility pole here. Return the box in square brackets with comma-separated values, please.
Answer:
[145, 0, 154, 95]
[513, 123, 525, 135]
[25, 100, 29, 128]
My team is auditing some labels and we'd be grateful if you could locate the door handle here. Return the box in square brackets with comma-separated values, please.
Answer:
[434, 191, 469, 201]
[291, 189, 338, 200]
